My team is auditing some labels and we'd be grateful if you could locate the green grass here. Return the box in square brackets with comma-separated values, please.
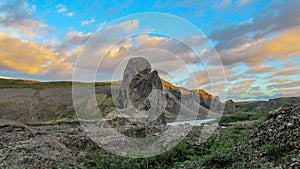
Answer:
[78, 108, 300, 168]
[220, 110, 270, 124]
[235, 102, 258, 112]
[0, 78, 113, 90]
[84, 140, 198, 169]
[82, 122, 257, 169]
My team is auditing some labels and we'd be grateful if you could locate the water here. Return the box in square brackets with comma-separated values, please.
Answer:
[167, 119, 216, 126]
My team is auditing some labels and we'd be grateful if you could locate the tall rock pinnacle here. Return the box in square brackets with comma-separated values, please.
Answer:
[116, 57, 165, 124]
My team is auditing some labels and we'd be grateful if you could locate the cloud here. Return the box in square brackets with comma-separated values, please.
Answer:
[79, 34, 208, 76]
[186, 66, 228, 87]
[66, 12, 75, 17]
[55, 4, 75, 17]
[268, 78, 290, 84]
[282, 61, 298, 69]
[225, 79, 257, 99]
[211, 0, 300, 50]
[106, 20, 139, 32]
[267, 81, 300, 90]
[236, 0, 253, 6]
[0, 33, 72, 78]
[56, 4, 67, 13]
[211, 27, 300, 68]
[101, 0, 135, 18]
[71, 19, 213, 83]
[214, 0, 255, 11]
[56, 31, 92, 52]
[9, 20, 50, 39]
[273, 88, 300, 97]
[272, 68, 300, 77]
[0, 0, 51, 38]
[250, 65, 275, 73]
[81, 18, 95, 26]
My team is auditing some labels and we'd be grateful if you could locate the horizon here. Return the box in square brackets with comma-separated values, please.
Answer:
[0, 0, 299, 101]
[1, 77, 299, 103]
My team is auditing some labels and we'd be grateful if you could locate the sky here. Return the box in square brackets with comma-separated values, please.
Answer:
[0, 0, 299, 101]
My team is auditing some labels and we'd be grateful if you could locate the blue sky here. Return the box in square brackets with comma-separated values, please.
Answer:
[0, 0, 299, 101]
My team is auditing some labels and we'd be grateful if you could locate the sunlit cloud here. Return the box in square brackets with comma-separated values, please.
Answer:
[0, 33, 72, 78]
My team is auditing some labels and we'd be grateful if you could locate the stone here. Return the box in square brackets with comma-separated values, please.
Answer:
[116, 57, 166, 125]
[224, 99, 236, 114]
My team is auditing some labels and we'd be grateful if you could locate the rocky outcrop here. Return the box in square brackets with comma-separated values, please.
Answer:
[115, 57, 166, 125]
[233, 104, 300, 168]
[223, 99, 236, 114]
[183, 104, 300, 168]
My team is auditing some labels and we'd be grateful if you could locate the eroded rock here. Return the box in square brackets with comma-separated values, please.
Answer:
[116, 57, 166, 125]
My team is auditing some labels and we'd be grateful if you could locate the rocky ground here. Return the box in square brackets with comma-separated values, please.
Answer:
[0, 120, 93, 168]
[182, 104, 300, 168]
[1, 104, 299, 168]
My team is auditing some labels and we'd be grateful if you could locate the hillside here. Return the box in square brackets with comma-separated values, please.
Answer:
[0, 78, 218, 125]
[0, 78, 213, 100]
[183, 104, 300, 168]
[235, 97, 300, 112]
[0, 78, 114, 89]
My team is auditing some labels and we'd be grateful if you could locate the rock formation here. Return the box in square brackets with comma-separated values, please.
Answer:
[115, 57, 166, 125]
[223, 99, 236, 114]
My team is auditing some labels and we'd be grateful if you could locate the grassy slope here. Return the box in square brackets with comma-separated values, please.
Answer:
[0, 78, 115, 89]
[0, 78, 214, 99]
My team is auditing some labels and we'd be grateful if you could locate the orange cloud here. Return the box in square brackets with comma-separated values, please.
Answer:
[262, 28, 300, 54]
[0, 33, 72, 76]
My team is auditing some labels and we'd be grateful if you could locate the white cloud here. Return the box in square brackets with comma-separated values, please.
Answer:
[81, 18, 95, 26]
[56, 31, 92, 52]
[55, 4, 75, 17]
[56, 4, 67, 13]
[0, 0, 51, 39]
[66, 12, 74, 17]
